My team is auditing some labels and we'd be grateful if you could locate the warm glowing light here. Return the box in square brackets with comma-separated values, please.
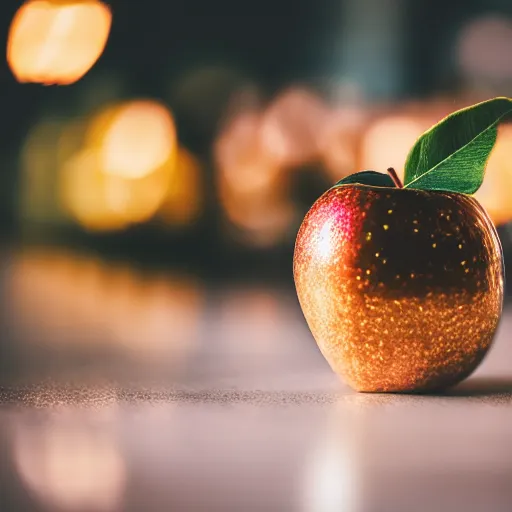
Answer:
[100, 101, 177, 179]
[260, 88, 329, 167]
[319, 107, 367, 181]
[215, 111, 294, 246]
[56, 116, 90, 172]
[157, 147, 203, 227]
[60, 150, 128, 232]
[475, 125, 512, 226]
[57, 99, 177, 231]
[360, 115, 427, 177]
[7, 0, 112, 85]
[13, 411, 125, 511]
[215, 111, 280, 196]
[60, 149, 170, 231]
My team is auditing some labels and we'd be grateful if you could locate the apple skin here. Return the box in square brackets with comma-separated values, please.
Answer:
[294, 184, 504, 393]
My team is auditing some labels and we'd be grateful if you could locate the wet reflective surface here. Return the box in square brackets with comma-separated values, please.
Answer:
[0, 249, 511, 512]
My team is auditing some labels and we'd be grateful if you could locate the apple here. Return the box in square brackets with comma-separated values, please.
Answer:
[293, 174, 504, 392]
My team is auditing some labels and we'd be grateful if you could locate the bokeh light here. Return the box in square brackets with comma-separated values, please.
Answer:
[13, 410, 125, 512]
[360, 114, 427, 178]
[475, 124, 512, 226]
[216, 112, 280, 197]
[99, 101, 177, 179]
[7, 0, 112, 85]
[60, 149, 172, 232]
[60, 149, 130, 232]
[318, 106, 367, 182]
[58, 99, 177, 231]
[157, 147, 204, 227]
[260, 88, 329, 168]
[215, 111, 295, 246]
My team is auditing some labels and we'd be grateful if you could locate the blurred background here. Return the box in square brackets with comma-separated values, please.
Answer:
[0, 0, 511, 382]
[2, 2, 512, 511]
[1, 0, 512, 277]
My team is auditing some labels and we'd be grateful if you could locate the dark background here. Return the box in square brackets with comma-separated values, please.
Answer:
[1, 4, 512, 512]
[0, 0, 511, 285]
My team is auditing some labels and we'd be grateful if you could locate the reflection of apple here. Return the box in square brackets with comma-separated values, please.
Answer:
[294, 183, 504, 392]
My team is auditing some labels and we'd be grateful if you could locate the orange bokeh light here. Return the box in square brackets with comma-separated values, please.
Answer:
[58, 99, 177, 232]
[215, 110, 294, 245]
[100, 101, 177, 179]
[157, 148, 203, 227]
[215, 111, 281, 198]
[60, 149, 171, 232]
[319, 107, 367, 182]
[260, 88, 329, 168]
[475, 124, 512, 226]
[60, 150, 129, 232]
[7, 0, 112, 85]
[360, 114, 427, 178]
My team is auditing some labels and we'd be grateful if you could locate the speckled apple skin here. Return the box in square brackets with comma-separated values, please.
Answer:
[293, 185, 504, 393]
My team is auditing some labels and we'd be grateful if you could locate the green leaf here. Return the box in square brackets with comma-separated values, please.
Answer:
[334, 170, 395, 188]
[403, 97, 512, 194]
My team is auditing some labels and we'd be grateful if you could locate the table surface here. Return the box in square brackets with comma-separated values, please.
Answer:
[0, 250, 511, 512]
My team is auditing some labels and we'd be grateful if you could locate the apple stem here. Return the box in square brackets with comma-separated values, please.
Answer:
[387, 167, 403, 188]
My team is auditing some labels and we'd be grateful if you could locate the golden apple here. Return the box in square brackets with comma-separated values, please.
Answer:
[294, 184, 504, 392]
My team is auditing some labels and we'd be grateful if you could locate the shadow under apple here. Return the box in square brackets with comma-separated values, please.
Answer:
[442, 376, 512, 397]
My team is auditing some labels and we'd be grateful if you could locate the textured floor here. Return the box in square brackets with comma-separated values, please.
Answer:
[0, 251, 511, 511]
